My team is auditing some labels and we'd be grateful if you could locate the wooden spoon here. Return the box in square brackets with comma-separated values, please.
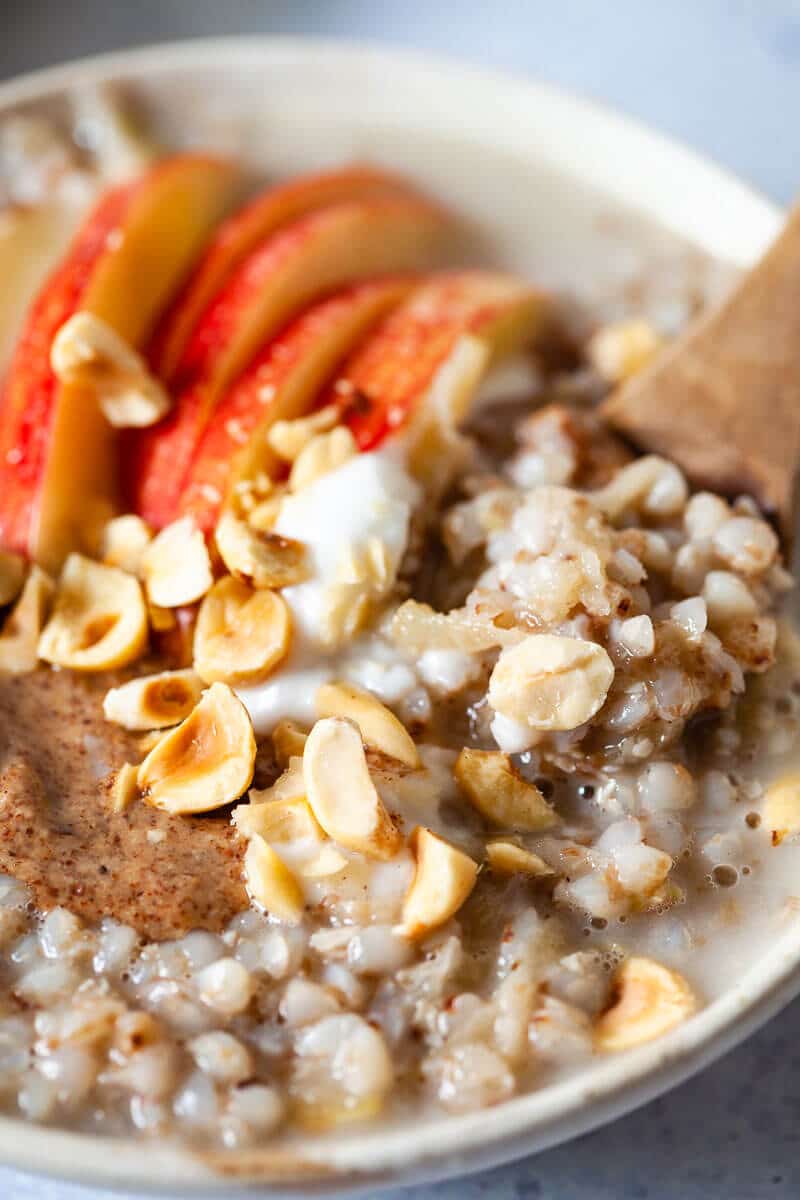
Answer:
[601, 206, 800, 537]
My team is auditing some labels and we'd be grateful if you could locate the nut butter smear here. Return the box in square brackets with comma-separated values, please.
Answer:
[0, 666, 246, 939]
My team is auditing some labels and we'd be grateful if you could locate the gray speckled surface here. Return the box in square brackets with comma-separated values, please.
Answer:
[2, 2, 800, 1197]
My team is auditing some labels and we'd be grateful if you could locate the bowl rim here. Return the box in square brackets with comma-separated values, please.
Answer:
[0, 35, 793, 1197]
[0, 34, 782, 261]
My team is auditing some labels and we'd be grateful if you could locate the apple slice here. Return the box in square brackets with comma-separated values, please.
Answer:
[0, 204, 81, 372]
[178, 278, 413, 532]
[0, 154, 240, 570]
[130, 195, 450, 528]
[324, 270, 552, 453]
[152, 164, 424, 382]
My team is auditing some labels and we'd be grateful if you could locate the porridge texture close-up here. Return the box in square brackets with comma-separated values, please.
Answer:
[0, 91, 799, 1153]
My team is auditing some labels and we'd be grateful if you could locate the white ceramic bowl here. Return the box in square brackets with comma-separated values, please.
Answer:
[0, 37, 792, 1198]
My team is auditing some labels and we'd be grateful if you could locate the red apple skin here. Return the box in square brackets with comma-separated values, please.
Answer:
[129, 195, 450, 529]
[323, 271, 551, 451]
[0, 184, 138, 556]
[0, 154, 240, 566]
[151, 164, 424, 382]
[177, 278, 413, 533]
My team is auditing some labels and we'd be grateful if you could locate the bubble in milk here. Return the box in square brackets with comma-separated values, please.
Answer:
[600, 947, 625, 973]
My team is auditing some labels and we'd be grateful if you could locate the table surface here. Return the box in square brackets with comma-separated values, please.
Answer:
[2, 2, 800, 1197]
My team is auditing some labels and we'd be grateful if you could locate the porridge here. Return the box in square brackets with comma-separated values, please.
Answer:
[0, 97, 797, 1150]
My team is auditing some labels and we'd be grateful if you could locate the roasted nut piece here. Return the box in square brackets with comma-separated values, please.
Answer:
[234, 758, 320, 836]
[137, 682, 256, 814]
[272, 720, 308, 767]
[153, 603, 197, 668]
[299, 844, 349, 878]
[486, 840, 554, 878]
[99, 514, 152, 575]
[244, 834, 305, 924]
[489, 634, 614, 732]
[764, 774, 800, 845]
[455, 748, 555, 831]
[260, 756, 306, 803]
[214, 511, 309, 590]
[38, 554, 147, 671]
[110, 763, 140, 813]
[231, 804, 265, 840]
[0, 549, 26, 606]
[288, 426, 356, 492]
[140, 517, 213, 608]
[247, 494, 286, 533]
[103, 669, 205, 731]
[232, 470, 274, 507]
[236, 758, 309, 825]
[316, 681, 420, 768]
[588, 318, 663, 383]
[194, 576, 291, 686]
[137, 730, 164, 754]
[397, 827, 478, 940]
[234, 796, 324, 843]
[303, 717, 402, 860]
[230, 472, 274, 520]
[267, 405, 341, 462]
[51, 312, 171, 428]
[147, 603, 176, 633]
[0, 566, 53, 674]
[594, 957, 695, 1052]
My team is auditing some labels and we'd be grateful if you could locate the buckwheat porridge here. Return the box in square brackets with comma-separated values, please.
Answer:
[0, 94, 798, 1152]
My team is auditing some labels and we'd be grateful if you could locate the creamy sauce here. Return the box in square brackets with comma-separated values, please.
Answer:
[274, 448, 419, 646]
[238, 447, 422, 734]
[237, 662, 331, 731]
